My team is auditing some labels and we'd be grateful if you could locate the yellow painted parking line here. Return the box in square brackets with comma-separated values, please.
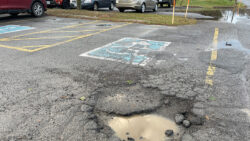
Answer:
[0, 22, 131, 52]
[29, 23, 131, 52]
[8, 36, 76, 41]
[49, 29, 101, 33]
[8, 20, 99, 39]
[22, 45, 50, 48]
[0, 44, 33, 52]
[205, 28, 219, 86]
[211, 50, 217, 60]
[206, 65, 216, 76]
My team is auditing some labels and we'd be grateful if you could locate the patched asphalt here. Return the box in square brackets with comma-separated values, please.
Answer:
[0, 9, 250, 141]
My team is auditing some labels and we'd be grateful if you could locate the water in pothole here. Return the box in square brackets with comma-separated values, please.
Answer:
[206, 39, 250, 54]
[109, 114, 180, 141]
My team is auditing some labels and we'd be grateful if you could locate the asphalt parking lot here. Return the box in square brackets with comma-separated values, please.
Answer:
[0, 10, 250, 141]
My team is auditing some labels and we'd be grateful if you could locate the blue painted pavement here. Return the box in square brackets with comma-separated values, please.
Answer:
[0, 25, 33, 34]
[80, 38, 171, 66]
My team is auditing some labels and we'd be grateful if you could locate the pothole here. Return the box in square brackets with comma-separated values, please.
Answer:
[93, 84, 164, 115]
[108, 114, 180, 141]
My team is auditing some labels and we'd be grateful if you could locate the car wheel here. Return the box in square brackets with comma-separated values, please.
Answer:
[10, 13, 19, 17]
[109, 2, 114, 11]
[167, 2, 171, 8]
[93, 2, 98, 11]
[153, 4, 158, 12]
[118, 8, 125, 12]
[141, 3, 146, 13]
[32, 2, 44, 17]
[62, 0, 70, 9]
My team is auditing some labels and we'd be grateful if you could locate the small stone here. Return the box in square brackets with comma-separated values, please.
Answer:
[164, 99, 170, 105]
[192, 108, 205, 117]
[127, 137, 135, 141]
[183, 120, 191, 128]
[139, 136, 143, 140]
[84, 121, 97, 130]
[165, 129, 174, 137]
[188, 116, 204, 125]
[175, 114, 185, 124]
[126, 132, 129, 135]
[81, 105, 93, 112]
[218, 122, 226, 127]
[193, 102, 204, 109]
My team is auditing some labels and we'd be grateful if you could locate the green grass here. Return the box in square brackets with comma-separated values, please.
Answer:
[175, 0, 246, 9]
[173, 0, 246, 19]
[47, 9, 197, 26]
[176, 0, 240, 8]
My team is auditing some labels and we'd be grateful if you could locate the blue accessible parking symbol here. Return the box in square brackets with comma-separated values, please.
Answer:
[80, 38, 171, 66]
[0, 25, 34, 34]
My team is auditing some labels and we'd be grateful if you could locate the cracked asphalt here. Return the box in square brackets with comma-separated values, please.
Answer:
[0, 6, 250, 141]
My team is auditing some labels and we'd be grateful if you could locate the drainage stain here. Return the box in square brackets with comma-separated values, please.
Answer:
[108, 114, 180, 141]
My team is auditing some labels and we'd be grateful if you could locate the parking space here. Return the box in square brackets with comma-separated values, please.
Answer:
[80, 37, 171, 66]
[0, 10, 250, 140]
[0, 16, 130, 52]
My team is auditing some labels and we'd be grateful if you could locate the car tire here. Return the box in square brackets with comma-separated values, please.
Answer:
[118, 8, 125, 12]
[109, 2, 114, 11]
[167, 2, 171, 8]
[10, 13, 19, 17]
[93, 2, 98, 11]
[141, 3, 146, 13]
[62, 0, 70, 9]
[31, 2, 45, 17]
[153, 4, 158, 12]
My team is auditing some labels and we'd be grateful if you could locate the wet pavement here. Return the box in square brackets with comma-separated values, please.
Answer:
[157, 12, 214, 19]
[0, 5, 250, 141]
[220, 9, 250, 24]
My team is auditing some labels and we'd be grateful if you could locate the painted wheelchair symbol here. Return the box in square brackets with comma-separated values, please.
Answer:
[0, 25, 34, 34]
[80, 38, 171, 66]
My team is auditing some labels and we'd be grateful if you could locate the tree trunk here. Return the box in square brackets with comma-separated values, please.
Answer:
[77, 0, 81, 10]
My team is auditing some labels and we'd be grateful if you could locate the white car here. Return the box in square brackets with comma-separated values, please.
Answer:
[116, 0, 158, 13]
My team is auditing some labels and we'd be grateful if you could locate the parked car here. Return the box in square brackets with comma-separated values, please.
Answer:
[46, 0, 76, 9]
[157, 0, 173, 8]
[116, 0, 158, 13]
[81, 0, 116, 11]
[0, 0, 47, 17]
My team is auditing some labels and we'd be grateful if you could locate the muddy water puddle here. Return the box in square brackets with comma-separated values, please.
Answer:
[190, 8, 250, 23]
[206, 39, 250, 54]
[220, 10, 250, 24]
[108, 114, 180, 141]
